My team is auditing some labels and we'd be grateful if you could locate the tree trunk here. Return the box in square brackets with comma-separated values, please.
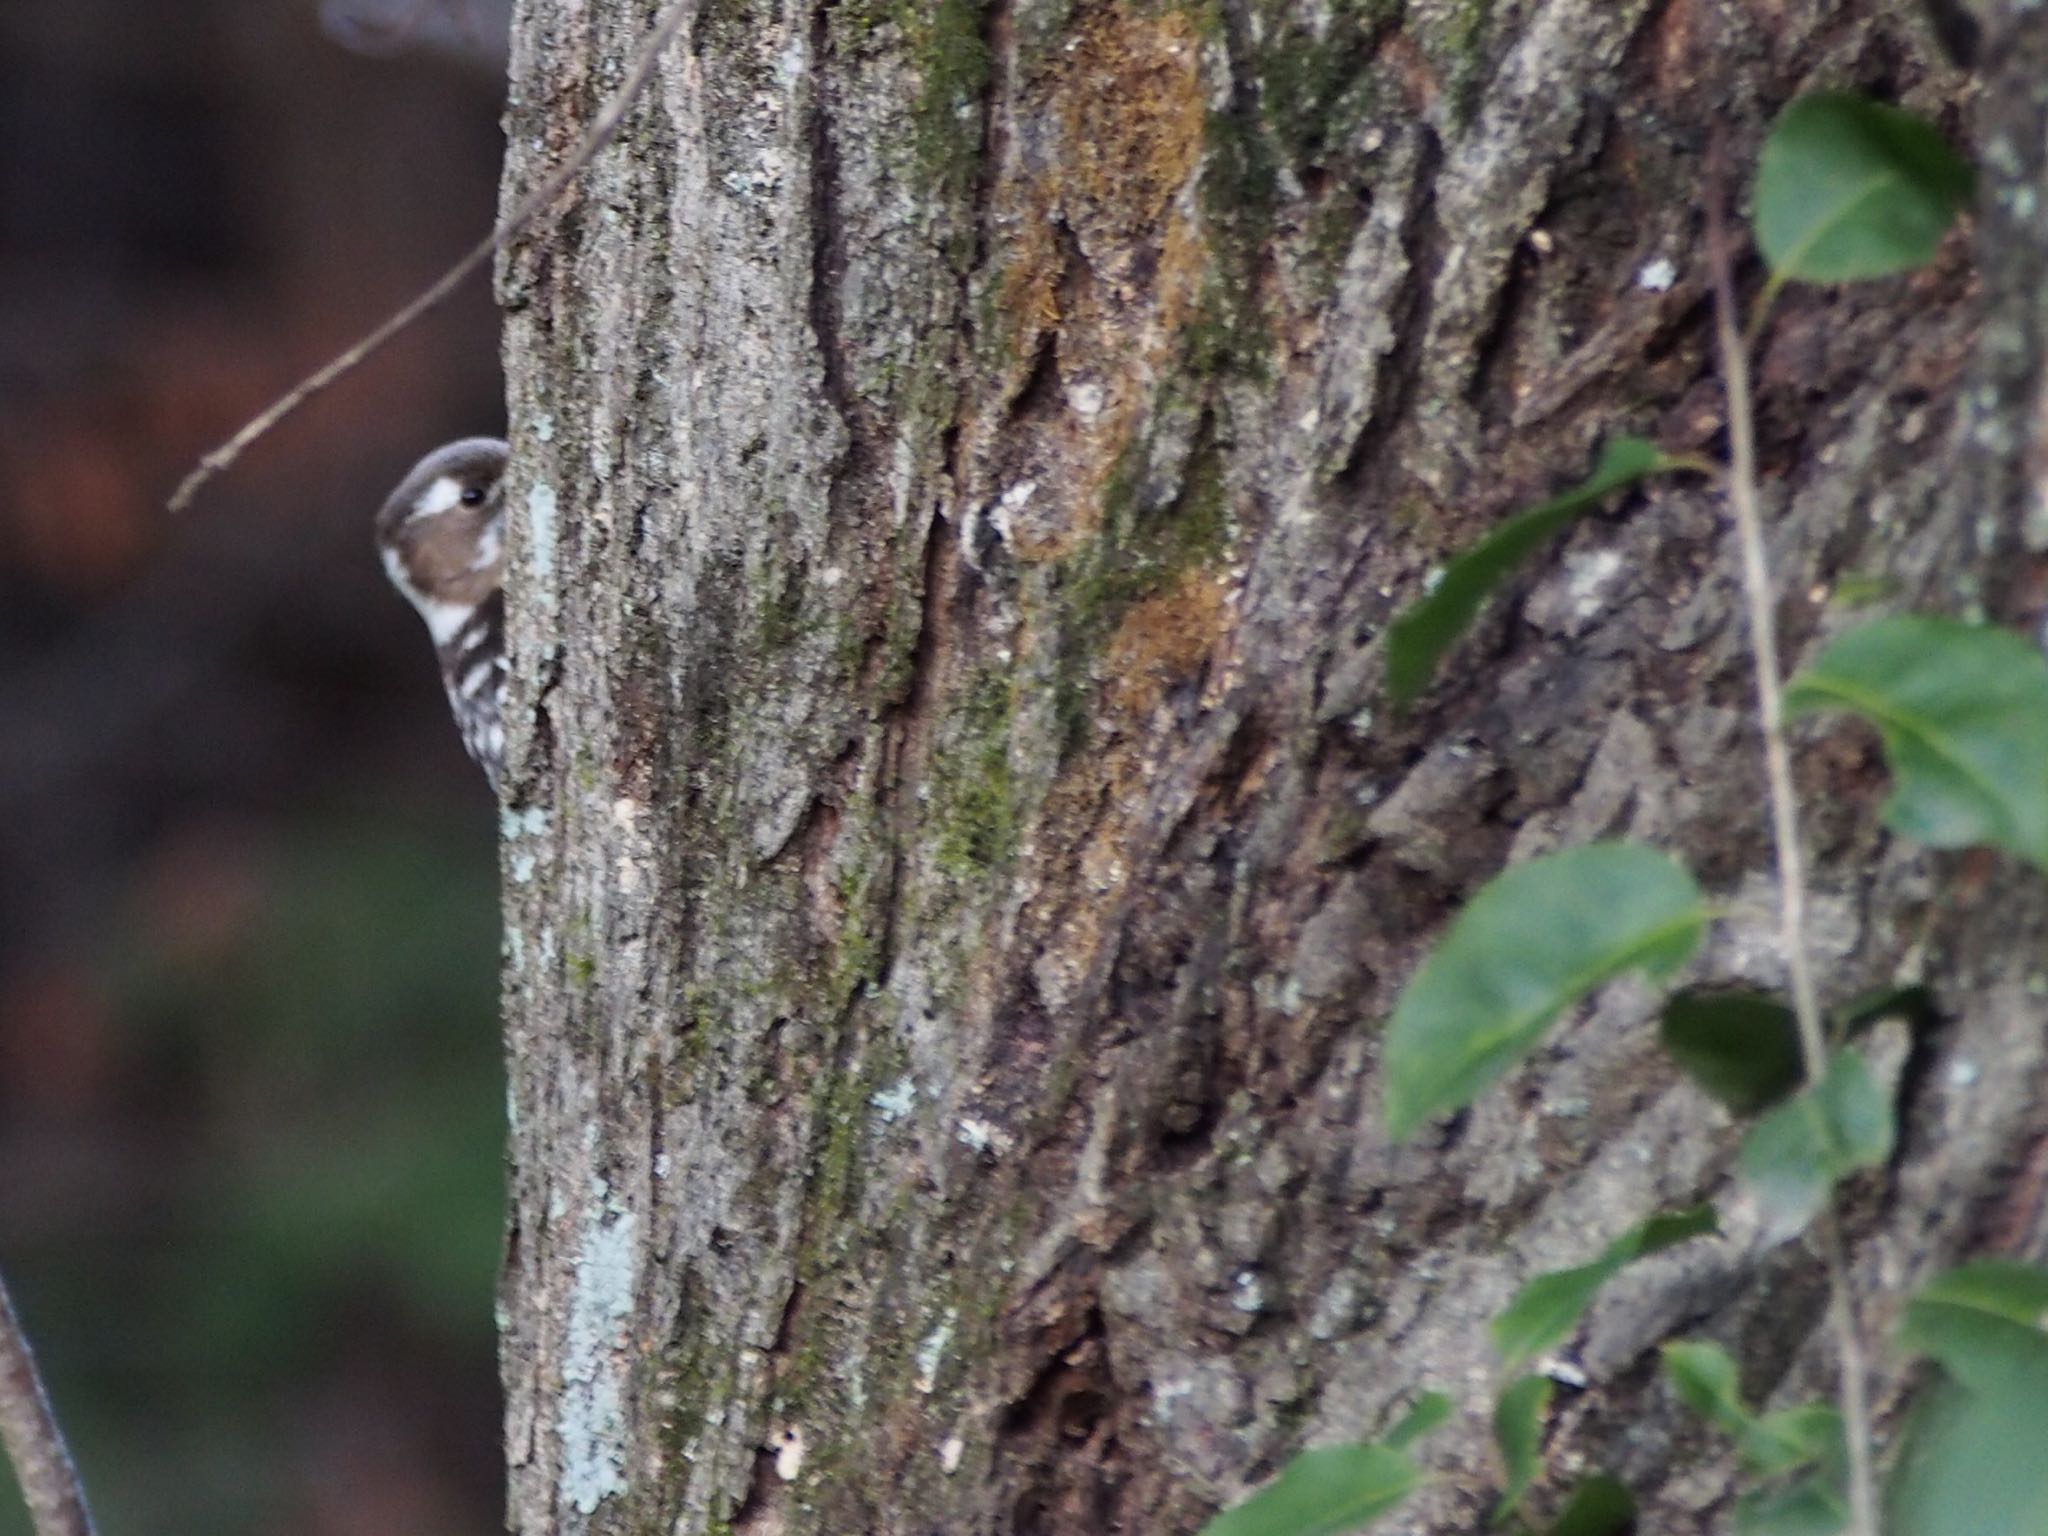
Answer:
[493, 0, 2048, 1531]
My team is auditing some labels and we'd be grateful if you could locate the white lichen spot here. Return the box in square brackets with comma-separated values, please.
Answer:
[1307, 1274, 1358, 1341]
[870, 1076, 917, 1122]
[778, 35, 807, 85]
[773, 1426, 805, 1481]
[1067, 380, 1105, 418]
[611, 797, 644, 830]
[500, 806, 550, 840]
[533, 415, 555, 444]
[505, 928, 525, 969]
[653, 1152, 670, 1180]
[1421, 564, 1446, 594]
[989, 479, 1037, 545]
[1948, 1058, 1980, 1087]
[1151, 1375, 1193, 1422]
[526, 483, 559, 609]
[915, 1310, 957, 1393]
[557, 1204, 641, 1515]
[1566, 548, 1624, 619]
[510, 850, 537, 884]
[1231, 1270, 1266, 1314]
[821, 565, 845, 588]
[1636, 256, 1677, 292]
[1542, 1356, 1590, 1388]
[956, 1117, 998, 1153]
[939, 1435, 965, 1474]
[2022, 488, 2048, 557]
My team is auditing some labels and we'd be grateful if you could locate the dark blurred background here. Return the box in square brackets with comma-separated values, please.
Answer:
[0, 2, 514, 1531]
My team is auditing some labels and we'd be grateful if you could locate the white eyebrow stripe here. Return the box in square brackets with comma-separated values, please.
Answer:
[410, 476, 465, 519]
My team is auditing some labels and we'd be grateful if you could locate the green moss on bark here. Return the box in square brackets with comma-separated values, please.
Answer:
[933, 667, 1020, 873]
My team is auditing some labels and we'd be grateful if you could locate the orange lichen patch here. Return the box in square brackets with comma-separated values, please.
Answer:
[1024, 735, 1152, 1007]
[1645, 0, 1704, 103]
[995, 183, 1066, 355]
[961, 6, 1217, 571]
[1153, 197, 1208, 349]
[1376, 29, 1440, 117]
[1054, 8, 1206, 248]
[1006, 575, 1238, 1014]
[1102, 566, 1231, 719]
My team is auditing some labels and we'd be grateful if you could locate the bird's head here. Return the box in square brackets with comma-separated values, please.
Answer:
[374, 436, 509, 622]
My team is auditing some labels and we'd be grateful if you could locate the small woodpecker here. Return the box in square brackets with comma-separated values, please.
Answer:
[374, 437, 509, 790]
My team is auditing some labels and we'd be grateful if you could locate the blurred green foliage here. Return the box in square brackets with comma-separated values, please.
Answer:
[0, 807, 502, 1536]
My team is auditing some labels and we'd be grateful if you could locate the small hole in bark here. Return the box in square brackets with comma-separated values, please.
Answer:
[1059, 1388, 1108, 1439]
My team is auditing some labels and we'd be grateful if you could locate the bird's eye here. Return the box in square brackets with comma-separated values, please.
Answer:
[460, 486, 487, 506]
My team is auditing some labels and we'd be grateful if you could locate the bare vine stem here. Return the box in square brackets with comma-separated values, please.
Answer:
[169, 0, 696, 514]
[0, 1268, 96, 1536]
[1704, 133, 1878, 1536]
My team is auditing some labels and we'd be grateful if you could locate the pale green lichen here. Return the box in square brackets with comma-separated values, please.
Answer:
[526, 482, 560, 611]
[559, 1201, 642, 1514]
[501, 806, 551, 840]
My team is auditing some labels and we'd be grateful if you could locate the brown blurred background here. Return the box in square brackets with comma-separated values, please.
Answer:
[0, 2, 513, 1531]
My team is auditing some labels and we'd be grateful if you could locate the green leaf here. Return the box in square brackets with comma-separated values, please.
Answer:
[1492, 1205, 1717, 1374]
[1663, 1343, 1842, 1478]
[1198, 1444, 1421, 1536]
[1737, 1475, 1848, 1536]
[1545, 1475, 1636, 1536]
[1888, 1373, 2048, 1536]
[1492, 1375, 1553, 1523]
[1890, 1265, 2048, 1534]
[1383, 1391, 1453, 1451]
[1832, 983, 1938, 1036]
[1660, 990, 1805, 1116]
[1747, 1406, 1846, 1482]
[1785, 617, 2048, 870]
[1662, 1340, 1753, 1437]
[1662, 986, 1938, 1120]
[1898, 1261, 2048, 1395]
[1755, 92, 1972, 284]
[1383, 844, 1709, 1140]
[1737, 1050, 1894, 1232]
[1386, 437, 1676, 706]
[1903, 1258, 2048, 1329]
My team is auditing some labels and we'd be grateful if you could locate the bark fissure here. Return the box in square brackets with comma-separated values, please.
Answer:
[1333, 125, 1443, 490]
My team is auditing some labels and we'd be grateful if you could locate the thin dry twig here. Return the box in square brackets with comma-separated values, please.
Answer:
[0, 1267, 96, 1536]
[1704, 128, 1880, 1536]
[169, 0, 695, 514]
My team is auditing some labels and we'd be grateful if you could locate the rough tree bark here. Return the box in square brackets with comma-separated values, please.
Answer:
[493, 0, 2048, 1531]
